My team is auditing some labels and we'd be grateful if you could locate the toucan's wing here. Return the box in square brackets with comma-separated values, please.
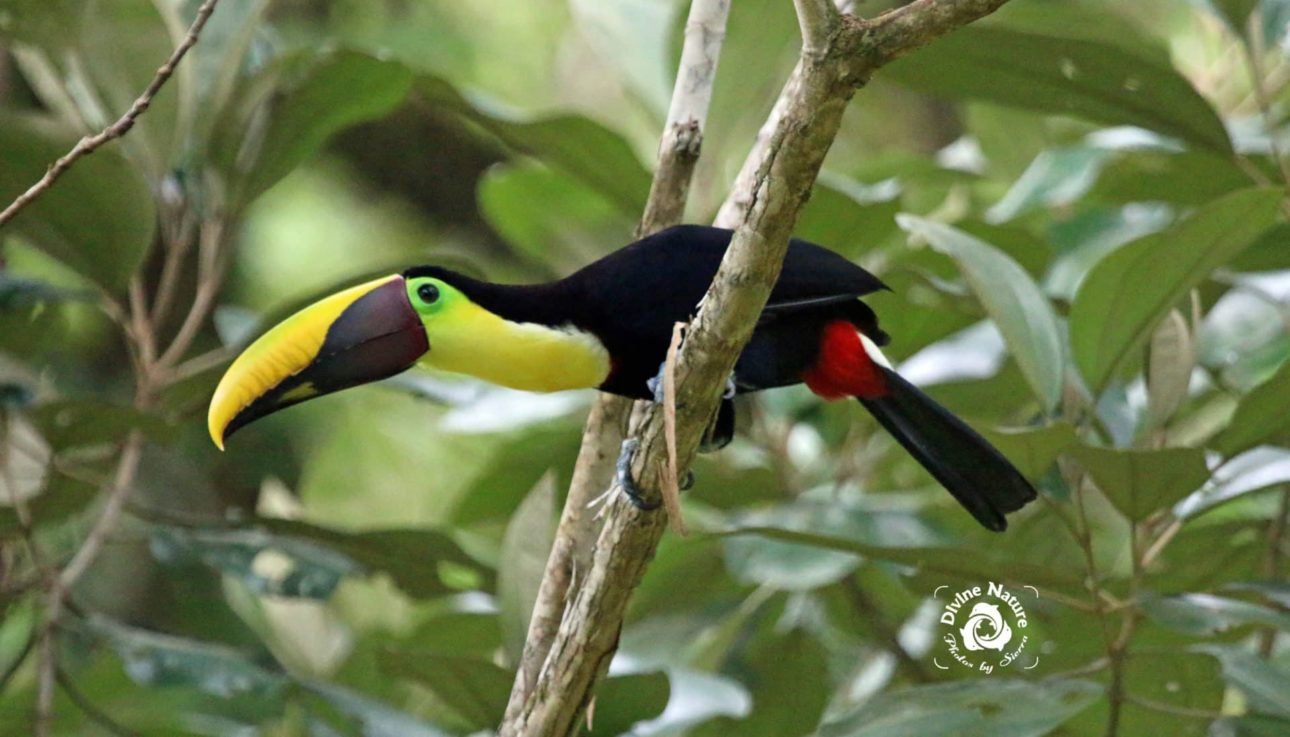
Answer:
[759, 294, 864, 317]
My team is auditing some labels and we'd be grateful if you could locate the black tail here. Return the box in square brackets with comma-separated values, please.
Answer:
[858, 368, 1037, 532]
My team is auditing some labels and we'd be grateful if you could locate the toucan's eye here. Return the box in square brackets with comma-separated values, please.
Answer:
[417, 283, 440, 304]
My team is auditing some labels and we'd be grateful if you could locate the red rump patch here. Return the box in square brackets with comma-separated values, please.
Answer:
[803, 320, 889, 400]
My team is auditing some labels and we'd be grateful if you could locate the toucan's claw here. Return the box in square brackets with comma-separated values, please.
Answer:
[680, 470, 695, 491]
[616, 438, 660, 511]
[648, 367, 736, 405]
[699, 397, 736, 453]
[646, 363, 667, 404]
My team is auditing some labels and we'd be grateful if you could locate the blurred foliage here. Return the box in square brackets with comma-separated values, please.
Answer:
[1, 0, 1290, 735]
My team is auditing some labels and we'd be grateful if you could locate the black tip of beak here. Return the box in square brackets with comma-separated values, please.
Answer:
[222, 278, 428, 442]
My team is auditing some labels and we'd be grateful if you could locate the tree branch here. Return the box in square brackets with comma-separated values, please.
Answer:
[843, 0, 1013, 71]
[501, 0, 732, 720]
[0, 0, 221, 228]
[795, 0, 840, 59]
[18, 6, 225, 733]
[505, 2, 1014, 735]
[639, 0, 732, 233]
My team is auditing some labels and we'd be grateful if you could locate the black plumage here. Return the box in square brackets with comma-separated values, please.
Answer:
[406, 224, 1036, 530]
[406, 224, 889, 399]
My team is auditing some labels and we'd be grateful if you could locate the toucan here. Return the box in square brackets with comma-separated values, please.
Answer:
[208, 225, 1036, 530]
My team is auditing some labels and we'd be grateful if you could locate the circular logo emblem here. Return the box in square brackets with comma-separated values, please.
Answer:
[934, 582, 1039, 673]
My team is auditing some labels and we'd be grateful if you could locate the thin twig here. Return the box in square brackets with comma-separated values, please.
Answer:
[1241, 11, 1290, 189]
[159, 345, 235, 384]
[157, 219, 226, 368]
[0, 625, 35, 693]
[1140, 516, 1184, 570]
[1125, 694, 1223, 720]
[57, 431, 144, 589]
[128, 278, 156, 368]
[149, 213, 196, 326]
[0, 0, 222, 228]
[842, 576, 931, 682]
[34, 588, 62, 737]
[1258, 487, 1289, 656]
[57, 668, 141, 737]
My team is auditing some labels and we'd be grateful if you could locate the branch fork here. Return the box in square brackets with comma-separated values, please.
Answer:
[501, 2, 1015, 736]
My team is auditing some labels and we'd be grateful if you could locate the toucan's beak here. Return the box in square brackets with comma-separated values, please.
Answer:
[208, 275, 427, 449]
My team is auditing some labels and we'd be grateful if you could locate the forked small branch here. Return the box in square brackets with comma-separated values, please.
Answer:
[0, 0, 222, 228]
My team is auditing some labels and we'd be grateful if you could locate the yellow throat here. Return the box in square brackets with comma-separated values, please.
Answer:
[420, 297, 610, 393]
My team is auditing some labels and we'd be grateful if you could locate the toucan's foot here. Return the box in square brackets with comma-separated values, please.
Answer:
[615, 438, 694, 507]
[646, 361, 673, 404]
[616, 438, 660, 511]
[699, 397, 736, 453]
[648, 364, 736, 404]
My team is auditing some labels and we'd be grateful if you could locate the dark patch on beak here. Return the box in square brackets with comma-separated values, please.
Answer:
[222, 278, 428, 442]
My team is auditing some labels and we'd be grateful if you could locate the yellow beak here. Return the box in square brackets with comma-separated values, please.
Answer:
[208, 275, 428, 449]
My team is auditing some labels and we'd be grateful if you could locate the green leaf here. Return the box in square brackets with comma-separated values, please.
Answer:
[85, 615, 287, 698]
[718, 527, 1082, 592]
[979, 422, 1079, 480]
[1198, 645, 1290, 717]
[261, 519, 492, 598]
[1175, 447, 1290, 519]
[1205, 0, 1261, 33]
[1073, 445, 1210, 521]
[478, 161, 635, 275]
[1090, 150, 1253, 206]
[884, 27, 1232, 154]
[1143, 592, 1290, 636]
[215, 50, 413, 205]
[178, 0, 272, 147]
[417, 74, 651, 213]
[0, 273, 93, 309]
[1145, 309, 1196, 429]
[376, 650, 512, 732]
[897, 215, 1064, 410]
[986, 145, 1110, 223]
[1210, 715, 1290, 737]
[1045, 205, 1173, 302]
[150, 525, 358, 600]
[1070, 187, 1282, 393]
[692, 629, 830, 737]
[816, 678, 1100, 737]
[302, 680, 453, 737]
[497, 473, 557, 664]
[0, 473, 96, 539]
[569, 0, 677, 113]
[721, 495, 940, 591]
[28, 399, 169, 450]
[795, 176, 901, 259]
[1215, 358, 1290, 456]
[987, 1, 1172, 64]
[1115, 651, 1223, 736]
[151, 518, 490, 600]
[586, 672, 671, 737]
[0, 115, 156, 292]
[407, 612, 503, 659]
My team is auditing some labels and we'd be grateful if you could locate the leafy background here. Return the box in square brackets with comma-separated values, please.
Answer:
[1, 0, 1289, 735]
